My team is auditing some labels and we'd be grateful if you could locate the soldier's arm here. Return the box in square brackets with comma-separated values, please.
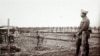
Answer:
[76, 21, 87, 36]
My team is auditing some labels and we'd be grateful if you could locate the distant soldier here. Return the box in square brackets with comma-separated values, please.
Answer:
[74, 9, 91, 56]
[36, 31, 41, 48]
[35, 31, 44, 50]
[0, 31, 3, 44]
[4, 32, 7, 43]
[8, 32, 14, 44]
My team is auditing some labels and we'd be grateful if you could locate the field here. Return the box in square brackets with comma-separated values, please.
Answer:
[1, 32, 100, 56]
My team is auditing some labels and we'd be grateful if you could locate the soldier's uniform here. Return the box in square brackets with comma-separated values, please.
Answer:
[75, 10, 90, 56]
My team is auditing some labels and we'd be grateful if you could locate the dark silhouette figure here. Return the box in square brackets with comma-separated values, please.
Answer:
[74, 9, 91, 56]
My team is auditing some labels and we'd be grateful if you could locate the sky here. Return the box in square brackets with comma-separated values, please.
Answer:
[0, 0, 100, 27]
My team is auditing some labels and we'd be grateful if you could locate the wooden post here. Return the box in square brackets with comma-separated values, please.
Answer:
[8, 19, 10, 37]
[7, 18, 10, 56]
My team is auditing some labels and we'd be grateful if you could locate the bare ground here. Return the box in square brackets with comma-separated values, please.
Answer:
[1, 33, 100, 56]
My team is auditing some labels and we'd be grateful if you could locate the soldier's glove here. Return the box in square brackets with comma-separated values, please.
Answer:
[73, 34, 76, 37]
[72, 34, 77, 39]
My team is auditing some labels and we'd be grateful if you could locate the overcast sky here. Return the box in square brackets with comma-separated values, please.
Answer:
[0, 0, 100, 27]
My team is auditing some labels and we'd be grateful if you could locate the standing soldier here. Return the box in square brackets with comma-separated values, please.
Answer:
[74, 9, 91, 56]
[8, 32, 14, 44]
[36, 31, 41, 50]
[0, 31, 3, 44]
[4, 32, 7, 43]
[35, 31, 44, 50]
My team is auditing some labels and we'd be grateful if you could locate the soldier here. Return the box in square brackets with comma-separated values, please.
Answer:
[74, 9, 91, 56]
[35, 31, 44, 50]
[0, 31, 3, 44]
[4, 32, 7, 43]
[36, 31, 40, 46]
[8, 32, 14, 44]
[36, 31, 41, 50]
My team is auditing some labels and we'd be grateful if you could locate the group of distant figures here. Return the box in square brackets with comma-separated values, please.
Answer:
[0, 31, 21, 55]
[0, 31, 14, 44]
